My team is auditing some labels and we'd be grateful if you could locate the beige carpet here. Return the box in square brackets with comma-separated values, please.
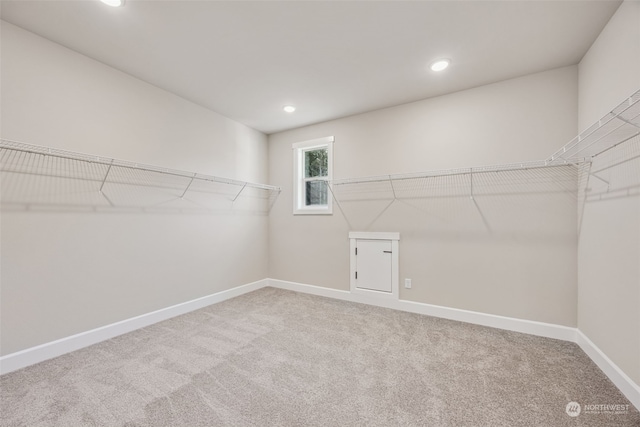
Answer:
[1, 287, 638, 426]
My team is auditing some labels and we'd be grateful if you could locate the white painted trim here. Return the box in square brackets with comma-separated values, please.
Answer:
[348, 231, 400, 240]
[291, 136, 334, 149]
[395, 298, 577, 341]
[349, 236, 399, 300]
[292, 136, 334, 215]
[268, 278, 640, 411]
[0, 279, 268, 375]
[576, 330, 640, 411]
[268, 278, 576, 341]
[3, 276, 637, 413]
[268, 278, 352, 301]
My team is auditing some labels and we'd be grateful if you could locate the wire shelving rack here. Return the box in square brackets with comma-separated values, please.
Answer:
[1, 89, 637, 217]
[331, 89, 639, 193]
[0, 139, 281, 213]
[326, 89, 639, 231]
[548, 89, 640, 164]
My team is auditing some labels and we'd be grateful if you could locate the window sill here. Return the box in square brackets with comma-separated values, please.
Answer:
[293, 208, 333, 215]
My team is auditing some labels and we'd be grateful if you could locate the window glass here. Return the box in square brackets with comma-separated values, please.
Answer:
[292, 137, 334, 215]
[304, 149, 328, 178]
[305, 181, 328, 206]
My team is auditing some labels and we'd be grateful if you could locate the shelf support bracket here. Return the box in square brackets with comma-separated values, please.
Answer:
[99, 161, 113, 193]
[180, 174, 196, 198]
[472, 198, 491, 233]
[97, 161, 115, 207]
[468, 169, 491, 232]
[388, 175, 397, 200]
[325, 181, 353, 230]
[232, 182, 247, 202]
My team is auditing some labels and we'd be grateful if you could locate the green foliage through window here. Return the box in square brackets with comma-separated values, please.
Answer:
[293, 137, 332, 213]
[304, 149, 328, 178]
[305, 181, 327, 206]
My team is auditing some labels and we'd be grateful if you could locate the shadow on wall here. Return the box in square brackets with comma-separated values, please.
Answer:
[575, 135, 640, 236]
[581, 134, 640, 204]
[330, 165, 579, 240]
[0, 142, 279, 215]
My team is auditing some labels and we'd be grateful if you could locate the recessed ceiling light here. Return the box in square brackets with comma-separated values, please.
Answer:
[430, 59, 450, 72]
[100, 0, 125, 7]
[283, 105, 296, 113]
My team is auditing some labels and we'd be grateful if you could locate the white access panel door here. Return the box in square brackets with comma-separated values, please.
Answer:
[355, 239, 393, 292]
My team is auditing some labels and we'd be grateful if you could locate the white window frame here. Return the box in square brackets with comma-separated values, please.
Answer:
[292, 136, 334, 215]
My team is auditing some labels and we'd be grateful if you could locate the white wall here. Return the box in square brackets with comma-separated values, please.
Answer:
[5, 3, 636, 383]
[578, 0, 640, 133]
[577, 0, 640, 385]
[0, 22, 269, 355]
[269, 66, 579, 326]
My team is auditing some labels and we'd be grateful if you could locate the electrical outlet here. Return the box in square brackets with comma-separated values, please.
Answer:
[404, 278, 412, 289]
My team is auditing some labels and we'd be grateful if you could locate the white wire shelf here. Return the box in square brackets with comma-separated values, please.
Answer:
[330, 161, 577, 203]
[548, 89, 640, 164]
[330, 161, 578, 208]
[332, 160, 567, 187]
[0, 139, 280, 212]
[326, 89, 639, 232]
[331, 88, 640, 194]
[329, 163, 578, 233]
[327, 151, 580, 236]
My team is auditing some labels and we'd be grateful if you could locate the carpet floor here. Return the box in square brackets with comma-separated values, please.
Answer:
[1, 287, 638, 426]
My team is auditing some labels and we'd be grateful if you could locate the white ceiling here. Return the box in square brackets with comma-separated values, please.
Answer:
[1, 0, 622, 134]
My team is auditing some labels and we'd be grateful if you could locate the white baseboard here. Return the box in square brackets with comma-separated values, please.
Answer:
[3, 277, 638, 412]
[268, 278, 353, 300]
[0, 279, 268, 375]
[267, 278, 576, 342]
[576, 330, 640, 410]
[268, 279, 639, 411]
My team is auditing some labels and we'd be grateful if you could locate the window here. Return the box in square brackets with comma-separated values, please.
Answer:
[293, 136, 333, 215]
